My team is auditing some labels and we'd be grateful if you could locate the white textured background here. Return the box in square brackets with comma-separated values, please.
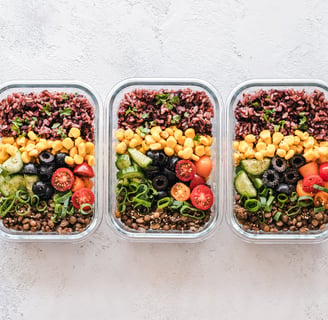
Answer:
[1, 0, 328, 319]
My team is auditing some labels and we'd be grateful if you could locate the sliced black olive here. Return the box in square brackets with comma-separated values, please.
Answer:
[276, 183, 291, 194]
[262, 169, 280, 188]
[39, 164, 56, 181]
[271, 156, 287, 173]
[144, 166, 160, 179]
[55, 153, 68, 168]
[156, 151, 168, 167]
[157, 190, 168, 199]
[22, 163, 38, 175]
[32, 181, 54, 200]
[284, 168, 301, 184]
[168, 156, 179, 171]
[39, 151, 55, 165]
[163, 168, 176, 185]
[289, 154, 306, 168]
[146, 150, 158, 159]
[152, 175, 169, 191]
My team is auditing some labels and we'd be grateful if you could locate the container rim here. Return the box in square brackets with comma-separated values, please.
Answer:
[226, 78, 328, 244]
[0, 79, 103, 242]
[105, 77, 224, 242]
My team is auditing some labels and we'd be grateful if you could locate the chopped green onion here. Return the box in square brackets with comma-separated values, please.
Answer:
[259, 196, 267, 208]
[259, 186, 268, 197]
[287, 205, 301, 217]
[15, 189, 30, 203]
[264, 195, 275, 212]
[273, 211, 283, 221]
[313, 184, 328, 193]
[277, 193, 288, 208]
[314, 206, 325, 213]
[252, 178, 263, 190]
[290, 191, 298, 202]
[180, 204, 205, 220]
[157, 197, 171, 209]
[297, 195, 313, 207]
[244, 199, 261, 212]
[53, 191, 72, 204]
[15, 203, 31, 216]
[79, 203, 93, 215]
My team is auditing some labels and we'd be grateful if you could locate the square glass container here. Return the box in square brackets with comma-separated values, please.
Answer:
[226, 79, 328, 244]
[0, 80, 103, 242]
[105, 78, 223, 242]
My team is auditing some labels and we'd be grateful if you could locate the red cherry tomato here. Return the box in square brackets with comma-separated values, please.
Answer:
[189, 174, 206, 190]
[319, 163, 328, 182]
[175, 160, 196, 182]
[73, 162, 95, 178]
[195, 156, 213, 178]
[71, 188, 95, 209]
[303, 175, 324, 193]
[51, 168, 74, 192]
[296, 180, 315, 197]
[190, 184, 214, 210]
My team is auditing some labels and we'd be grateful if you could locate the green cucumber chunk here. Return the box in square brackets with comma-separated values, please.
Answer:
[234, 170, 257, 198]
[241, 158, 271, 176]
[127, 148, 152, 168]
[1, 151, 24, 175]
[0, 174, 26, 196]
[24, 174, 39, 196]
[116, 154, 131, 170]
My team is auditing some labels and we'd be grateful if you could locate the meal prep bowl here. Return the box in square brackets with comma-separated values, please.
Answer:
[0, 80, 103, 242]
[226, 79, 328, 244]
[105, 78, 223, 242]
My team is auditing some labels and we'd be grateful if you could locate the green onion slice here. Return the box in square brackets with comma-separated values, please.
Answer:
[244, 199, 261, 212]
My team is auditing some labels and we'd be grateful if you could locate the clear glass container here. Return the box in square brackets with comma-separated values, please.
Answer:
[105, 78, 223, 242]
[0, 80, 103, 242]
[226, 79, 328, 244]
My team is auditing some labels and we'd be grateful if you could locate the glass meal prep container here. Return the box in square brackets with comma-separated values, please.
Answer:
[226, 79, 328, 244]
[0, 80, 103, 242]
[105, 78, 223, 242]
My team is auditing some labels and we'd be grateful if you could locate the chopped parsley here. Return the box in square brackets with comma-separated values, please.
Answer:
[298, 112, 308, 131]
[170, 114, 181, 124]
[59, 108, 73, 116]
[30, 116, 38, 129]
[155, 93, 179, 110]
[262, 108, 276, 123]
[61, 93, 69, 100]
[125, 106, 138, 116]
[193, 134, 201, 143]
[54, 127, 67, 138]
[141, 112, 149, 119]
[11, 117, 23, 134]
[137, 125, 151, 137]
[42, 103, 52, 116]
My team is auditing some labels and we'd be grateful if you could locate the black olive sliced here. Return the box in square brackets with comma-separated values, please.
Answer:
[283, 168, 301, 185]
[271, 156, 287, 173]
[157, 190, 168, 199]
[22, 163, 39, 175]
[168, 156, 179, 171]
[152, 175, 169, 191]
[32, 181, 54, 200]
[289, 154, 306, 168]
[39, 151, 55, 165]
[163, 168, 176, 186]
[276, 183, 291, 195]
[39, 164, 56, 182]
[55, 152, 68, 168]
[262, 169, 280, 188]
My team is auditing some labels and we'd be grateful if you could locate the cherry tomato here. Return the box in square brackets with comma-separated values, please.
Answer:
[189, 174, 206, 190]
[195, 156, 213, 178]
[51, 168, 74, 192]
[319, 163, 328, 181]
[314, 191, 328, 209]
[71, 176, 85, 192]
[73, 162, 95, 178]
[303, 175, 324, 193]
[296, 180, 315, 197]
[299, 161, 319, 178]
[71, 188, 95, 209]
[81, 177, 93, 189]
[175, 160, 196, 182]
[170, 183, 190, 201]
[190, 184, 214, 210]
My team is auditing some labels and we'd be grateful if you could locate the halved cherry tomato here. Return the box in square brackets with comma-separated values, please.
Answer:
[73, 162, 94, 178]
[175, 160, 196, 182]
[320, 163, 328, 181]
[314, 191, 328, 209]
[190, 174, 206, 190]
[171, 183, 190, 201]
[190, 184, 214, 210]
[299, 161, 319, 178]
[303, 175, 324, 193]
[51, 168, 74, 192]
[195, 156, 213, 178]
[296, 180, 315, 197]
[71, 176, 85, 192]
[71, 188, 95, 209]
[81, 177, 93, 189]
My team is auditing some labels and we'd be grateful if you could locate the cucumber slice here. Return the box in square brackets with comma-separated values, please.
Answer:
[119, 166, 144, 179]
[24, 174, 39, 196]
[241, 158, 271, 176]
[116, 154, 131, 170]
[1, 151, 23, 175]
[234, 170, 257, 198]
[128, 148, 152, 168]
[0, 174, 26, 196]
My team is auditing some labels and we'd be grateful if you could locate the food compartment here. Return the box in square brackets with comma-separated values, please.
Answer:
[227, 79, 328, 243]
[0, 81, 102, 241]
[106, 78, 222, 241]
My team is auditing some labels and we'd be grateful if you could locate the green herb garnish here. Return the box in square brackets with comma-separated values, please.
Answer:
[61, 93, 69, 100]
[59, 108, 73, 116]
[141, 113, 149, 119]
[11, 117, 23, 134]
[52, 123, 61, 129]
[298, 112, 308, 131]
[155, 93, 179, 110]
[170, 114, 181, 124]
[42, 103, 52, 116]
[193, 134, 201, 143]
[184, 112, 189, 117]
[137, 125, 151, 137]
